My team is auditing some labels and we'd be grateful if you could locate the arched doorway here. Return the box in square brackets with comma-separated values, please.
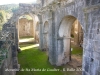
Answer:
[71, 20, 83, 47]
[43, 21, 49, 51]
[17, 14, 35, 45]
[16, 14, 39, 47]
[58, 15, 83, 67]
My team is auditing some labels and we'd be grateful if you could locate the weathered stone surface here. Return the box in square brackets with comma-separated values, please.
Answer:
[18, 18, 34, 38]
[0, 0, 100, 75]
[0, 31, 17, 75]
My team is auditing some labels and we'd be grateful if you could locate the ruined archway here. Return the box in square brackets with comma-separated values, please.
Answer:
[58, 15, 83, 66]
[7, 4, 41, 50]
[17, 14, 36, 45]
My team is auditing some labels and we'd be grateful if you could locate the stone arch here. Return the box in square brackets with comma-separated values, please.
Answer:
[18, 14, 34, 38]
[43, 21, 49, 50]
[17, 13, 35, 28]
[8, 7, 40, 48]
[59, 16, 76, 37]
[17, 13, 35, 45]
[15, 12, 39, 38]
[57, 15, 83, 65]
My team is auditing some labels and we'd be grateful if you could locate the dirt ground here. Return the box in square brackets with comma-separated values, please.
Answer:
[62, 55, 82, 75]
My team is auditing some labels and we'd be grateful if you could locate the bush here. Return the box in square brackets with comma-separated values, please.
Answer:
[71, 34, 74, 38]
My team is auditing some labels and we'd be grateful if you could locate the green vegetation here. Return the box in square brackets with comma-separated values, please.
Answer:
[17, 43, 83, 75]
[19, 36, 34, 39]
[71, 45, 83, 56]
[17, 43, 63, 75]
[0, 10, 6, 23]
[0, 10, 6, 30]
[25, 15, 33, 20]
[71, 34, 74, 38]
[0, 4, 19, 13]
[17, 37, 83, 75]
[19, 15, 33, 20]
[0, 4, 19, 30]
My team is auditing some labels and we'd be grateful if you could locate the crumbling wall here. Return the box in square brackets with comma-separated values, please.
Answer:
[18, 18, 34, 38]
[0, 30, 18, 75]
[0, 0, 100, 75]
[0, 3, 40, 75]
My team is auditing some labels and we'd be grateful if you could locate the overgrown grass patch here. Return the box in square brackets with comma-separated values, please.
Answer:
[16, 44, 63, 75]
[17, 42, 83, 75]
[71, 45, 83, 56]
[19, 36, 34, 39]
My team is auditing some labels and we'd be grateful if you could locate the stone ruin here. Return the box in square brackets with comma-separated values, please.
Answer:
[18, 18, 34, 38]
[0, 0, 100, 75]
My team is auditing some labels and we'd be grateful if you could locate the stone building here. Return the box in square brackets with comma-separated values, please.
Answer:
[0, 0, 100, 75]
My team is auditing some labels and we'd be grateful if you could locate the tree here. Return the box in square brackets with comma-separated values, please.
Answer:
[0, 10, 6, 23]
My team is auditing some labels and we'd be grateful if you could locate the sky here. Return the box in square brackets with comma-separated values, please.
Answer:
[0, 0, 37, 5]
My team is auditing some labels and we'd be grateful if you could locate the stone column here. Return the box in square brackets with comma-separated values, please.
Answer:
[56, 37, 64, 66]
[48, 10, 56, 65]
[38, 14, 44, 49]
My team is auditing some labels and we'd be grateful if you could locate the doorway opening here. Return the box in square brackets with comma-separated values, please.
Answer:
[70, 19, 83, 69]
[59, 15, 83, 75]
[16, 14, 40, 52]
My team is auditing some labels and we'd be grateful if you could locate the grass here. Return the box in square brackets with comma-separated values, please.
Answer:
[19, 36, 34, 39]
[71, 45, 83, 56]
[16, 43, 63, 75]
[17, 37, 83, 75]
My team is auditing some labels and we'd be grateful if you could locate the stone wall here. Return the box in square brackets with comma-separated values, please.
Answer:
[40, 0, 85, 66]
[0, 0, 100, 75]
[0, 3, 40, 75]
[39, 0, 100, 75]
[42, 0, 54, 6]
[18, 18, 34, 38]
[82, 0, 100, 75]
[0, 31, 18, 75]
